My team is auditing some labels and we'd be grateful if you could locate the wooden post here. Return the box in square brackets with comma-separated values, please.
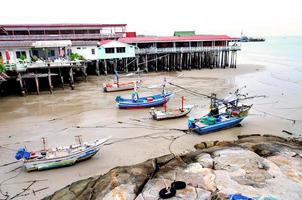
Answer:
[95, 60, 100, 76]
[58, 67, 64, 89]
[114, 58, 118, 72]
[82, 63, 88, 81]
[155, 54, 158, 71]
[234, 51, 237, 68]
[167, 55, 169, 71]
[104, 60, 108, 75]
[136, 57, 139, 72]
[180, 53, 183, 71]
[125, 58, 128, 73]
[35, 75, 40, 95]
[48, 66, 53, 94]
[145, 54, 148, 72]
[18, 73, 25, 96]
[69, 67, 74, 90]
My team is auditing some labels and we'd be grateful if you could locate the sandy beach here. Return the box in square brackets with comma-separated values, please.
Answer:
[0, 58, 301, 199]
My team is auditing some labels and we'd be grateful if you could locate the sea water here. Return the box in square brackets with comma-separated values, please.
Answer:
[236, 36, 302, 136]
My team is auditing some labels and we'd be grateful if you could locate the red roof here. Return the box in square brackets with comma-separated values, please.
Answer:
[119, 35, 239, 43]
[99, 40, 113, 45]
[0, 24, 127, 29]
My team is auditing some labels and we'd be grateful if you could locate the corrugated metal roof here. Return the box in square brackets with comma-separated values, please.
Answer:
[0, 40, 100, 48]
[119, 35, 240, 43]
[0, 24, 127, 29]
[72, 40, 99, 46]
[174, 31, 195, 36]
[0, 41, 34, 48]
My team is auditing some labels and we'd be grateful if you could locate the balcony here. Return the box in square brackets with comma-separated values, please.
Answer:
[135, 46, 241, 54]
[5, 60, 84, 72]
[0, 33, 125, 41]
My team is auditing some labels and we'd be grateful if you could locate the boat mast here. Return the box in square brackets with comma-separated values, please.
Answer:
[75, 135, 83, 145]
[41, 137, 47, 151]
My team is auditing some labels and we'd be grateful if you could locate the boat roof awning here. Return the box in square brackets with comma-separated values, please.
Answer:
[32, 40, 72, 48]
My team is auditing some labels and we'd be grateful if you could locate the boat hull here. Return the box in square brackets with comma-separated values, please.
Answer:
[150, 106, 193, 120]
[103, 81, 140, 92]
[191, 117, 244, 135]
[116, 93, 173, 109]
[23, 138, 109, 172]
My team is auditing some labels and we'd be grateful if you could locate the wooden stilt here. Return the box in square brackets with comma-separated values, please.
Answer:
[82, 63, 88, 81]
[234, 51, 237, 68]
[136, 57, 139, 71]
[180, 53, 183, 71]
[155, 54, 158, 71]
[69, 67, 74, 90]
[58, 67, 64, 89]
[35, 75, 40, 95]
[48, 67, 53, 94]
[145, 54, 148, 72]
[125, 58, 128, 73]
[104, 60, 108, 75]
[18, 73, 25, 96]
[95, 60, 100, 76]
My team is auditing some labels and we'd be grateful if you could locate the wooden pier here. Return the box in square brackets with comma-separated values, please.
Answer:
[97, 45, 240, 74]
[2, 61, 87, 96]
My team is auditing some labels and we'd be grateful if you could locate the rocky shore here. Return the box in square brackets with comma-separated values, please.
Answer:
[44, 134, 302, 200]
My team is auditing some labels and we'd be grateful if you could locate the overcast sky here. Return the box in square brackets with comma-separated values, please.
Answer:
[1, 0, 301, 37]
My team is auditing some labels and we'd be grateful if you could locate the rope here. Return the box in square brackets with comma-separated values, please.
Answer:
[252, 107, 302, 124]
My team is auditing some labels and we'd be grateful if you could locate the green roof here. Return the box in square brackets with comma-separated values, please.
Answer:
[174, 31, 195, 36]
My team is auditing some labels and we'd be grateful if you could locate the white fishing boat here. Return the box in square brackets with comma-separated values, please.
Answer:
[15, 136, 110, 172]
[150, 105, 194, 120]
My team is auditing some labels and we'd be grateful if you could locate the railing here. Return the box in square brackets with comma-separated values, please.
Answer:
[0, 33, 124, 41]
[5, 61, 84, 72]
[135, 46, 241, 54]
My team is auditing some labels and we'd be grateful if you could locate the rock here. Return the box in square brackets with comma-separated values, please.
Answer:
[45, 135, 302, 200]
[196, 153, 214, 168]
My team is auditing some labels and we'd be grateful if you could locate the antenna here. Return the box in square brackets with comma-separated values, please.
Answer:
[41, 137, 47, 151]
[75, 135, 83, 145]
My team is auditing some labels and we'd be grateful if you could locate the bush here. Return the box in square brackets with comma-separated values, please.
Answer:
[0, 63, 5, 73]
[18, 55, 27, 63]
[69, 53, 85, 61]
[31, 55, 38, 62]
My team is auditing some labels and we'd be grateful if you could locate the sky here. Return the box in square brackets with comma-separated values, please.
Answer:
[1, 0, 301, 37]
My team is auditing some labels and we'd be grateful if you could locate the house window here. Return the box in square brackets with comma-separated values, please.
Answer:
[67, 49, 72, 55]
[32, 50, 39, 57]
[91, 49, 95, 55]
[105, 48, 114, 54]
[77, 47, 81, 50]
[16, 51, 27, 59]
[116, 47, 126, 53]
[48, 50, 55, 57]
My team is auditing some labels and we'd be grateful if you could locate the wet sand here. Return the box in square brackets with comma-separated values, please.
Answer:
[0, 63, 301, 199]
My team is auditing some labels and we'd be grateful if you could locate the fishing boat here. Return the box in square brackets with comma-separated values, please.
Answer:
[116, 92, 173, 109]
[103, 69, 142, 92]
[188, 105, 252, 134]
[15, 136, 110, 172]
[150, 96, 194, 120]
[115, 79, 173, 109]
[103, 80, 141, 92]
[150, 105, 193, 120]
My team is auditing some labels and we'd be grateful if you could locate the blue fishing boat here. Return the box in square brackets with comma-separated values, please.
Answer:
[188, 116, 244, 134]
[116, 92, 173, 109]
[188, 105, 252, 134]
